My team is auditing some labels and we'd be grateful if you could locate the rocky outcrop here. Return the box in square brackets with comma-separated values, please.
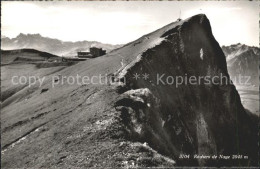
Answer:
[1, 14, 258, 168]
[114, 14, 258, 166]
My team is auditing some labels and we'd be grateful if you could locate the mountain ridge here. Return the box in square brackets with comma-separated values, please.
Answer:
[1, 14, 258, 168]
[1, 48, 60, 65]
[222, 43, 259, 85]
[1, 33, 122, 56]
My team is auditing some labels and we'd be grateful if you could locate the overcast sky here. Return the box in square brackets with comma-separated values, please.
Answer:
[2, 1, 259, 46]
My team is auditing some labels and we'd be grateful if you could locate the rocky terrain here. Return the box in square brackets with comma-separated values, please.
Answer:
[1, 34, 122, 56]
[1, 14, 258, 168]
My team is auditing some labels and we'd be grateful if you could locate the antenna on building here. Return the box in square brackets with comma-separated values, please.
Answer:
[177, 10, 182, 21]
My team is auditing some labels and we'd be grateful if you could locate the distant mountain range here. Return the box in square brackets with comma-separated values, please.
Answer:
[222, 43, 259, 85]
[2, 34, 258, 85]
[1, 33, 122, 56]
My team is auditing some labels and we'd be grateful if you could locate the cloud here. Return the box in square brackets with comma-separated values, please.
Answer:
[1, 1, 258, 46]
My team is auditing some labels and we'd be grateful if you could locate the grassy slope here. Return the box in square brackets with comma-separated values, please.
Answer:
[1, 19, 181, 168]
[1, 15, 258, 168]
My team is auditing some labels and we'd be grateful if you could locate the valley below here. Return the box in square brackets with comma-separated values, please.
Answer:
[236, 85, 259, 115]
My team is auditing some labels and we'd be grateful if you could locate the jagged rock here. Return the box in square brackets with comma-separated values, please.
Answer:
[1, 14, 258, 168]
[113, 14, 258, 166]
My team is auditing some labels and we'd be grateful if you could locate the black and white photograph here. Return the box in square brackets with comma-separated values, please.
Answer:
[1, 1, 259, 168]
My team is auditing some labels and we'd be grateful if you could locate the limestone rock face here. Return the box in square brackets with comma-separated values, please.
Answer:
[1, 14, 258, 168]
[114, 14, 258, 166]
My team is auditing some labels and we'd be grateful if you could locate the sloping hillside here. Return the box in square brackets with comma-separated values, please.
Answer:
[1, 49, 60, 65]
[1, 14, 258, 168]
[1, 49, 76, 103]
[1, 34, 122, 56]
